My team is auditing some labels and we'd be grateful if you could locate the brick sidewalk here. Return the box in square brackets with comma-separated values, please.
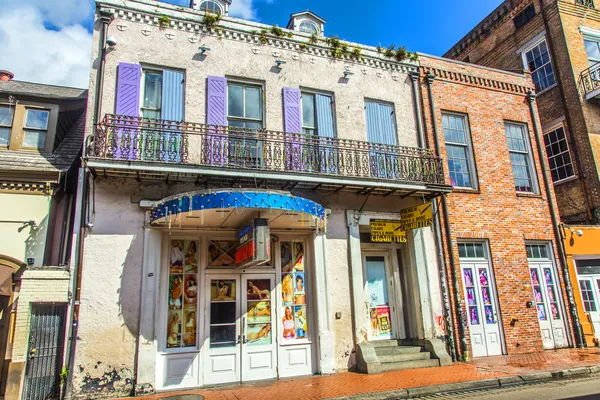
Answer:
[125, 348, 600, 400]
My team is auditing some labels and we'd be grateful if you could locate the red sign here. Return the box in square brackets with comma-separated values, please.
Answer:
[235, 239, 256, 264]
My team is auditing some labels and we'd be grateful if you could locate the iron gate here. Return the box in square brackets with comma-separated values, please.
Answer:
[23, 302, 67, 400]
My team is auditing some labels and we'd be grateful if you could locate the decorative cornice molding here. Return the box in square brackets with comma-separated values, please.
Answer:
[420, 66, 534, 95]
[0, 181, 54, 195]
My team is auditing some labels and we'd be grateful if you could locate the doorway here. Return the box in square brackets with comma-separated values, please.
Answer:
[362, 253, 397, 341]
[203, 273, 276, 385]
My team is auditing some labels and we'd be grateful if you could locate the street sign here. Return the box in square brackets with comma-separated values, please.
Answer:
[370, 220, 407, 243]
[398, 203, 433, 231]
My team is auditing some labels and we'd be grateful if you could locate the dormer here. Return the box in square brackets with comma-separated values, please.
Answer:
[286, 10, 326, 37]
[190, 0, 231, 15]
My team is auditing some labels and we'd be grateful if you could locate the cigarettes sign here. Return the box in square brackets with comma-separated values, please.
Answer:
[398, 203, 433, 231]
[369, 220, 407, 243]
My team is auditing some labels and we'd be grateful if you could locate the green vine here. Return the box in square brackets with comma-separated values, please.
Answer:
[286, 31, 293, 38]
[259, 29, 268, 44]
[309, 33, 318, 44]
[158, 14, 171, 29]
[60, 366, 69, 386]
[299, 43, 308, 51]
[203, 11, 222, 28]
[270, 25, 285, 37]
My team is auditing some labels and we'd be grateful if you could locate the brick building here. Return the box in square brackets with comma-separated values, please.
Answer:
[444, 0, 600, 348]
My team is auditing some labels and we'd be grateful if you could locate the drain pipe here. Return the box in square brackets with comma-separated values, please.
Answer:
[425, 72, 466, 361]
[527, 91, 584, 348]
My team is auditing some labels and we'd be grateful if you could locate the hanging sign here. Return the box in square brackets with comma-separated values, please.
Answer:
[236, 218, 271, 268]
[398, 203, 433, 231]
[370, 220, 407, 243]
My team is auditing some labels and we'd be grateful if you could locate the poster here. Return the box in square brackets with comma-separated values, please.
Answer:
[282, 273, 294, 305]
[211, 280, 236, 301]
[167, 311, 182, 348]
[208, 240, 236, 267]
[184, 274, 198, 309]
[294, 273, 305, 305]
[377, 306, 391, 335]
[463, 269, 474, 287]
[247, 279, 271, 301]
[170, 240, 184, 273]
[282, 306, 296, 339]
[469, 306, 480, 325]
[281, 242, 293, 272]
[295, 305, 307, 338]
[183, 310, 197, 347]
[247, 323, 271, 345]
[247, 301, 271, 323]
[484, 305, 494, 324]
[281, 241, 308, 341]
[184, 240, 198, 272]
[169, 275, 183, 310]
[466, 287, 476, 306]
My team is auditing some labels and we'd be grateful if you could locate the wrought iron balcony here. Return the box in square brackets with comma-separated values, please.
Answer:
[579, 63, 600, 100]
[576, 0, 595, 8]
[86, 114, 448, 193]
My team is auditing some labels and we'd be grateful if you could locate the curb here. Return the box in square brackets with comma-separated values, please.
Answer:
[327, 366, 600, 400]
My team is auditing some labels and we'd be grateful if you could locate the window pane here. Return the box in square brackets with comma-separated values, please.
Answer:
[585, 40, 600, 62]
[23, 129, 46, 149]
[200, 1, 221, 13]
[0, 106, 14, 126]
[244, 87, 261, 120]
[228, 85, 243, 118]
[302, 94, 316, 129]
[299, 21, 318, 34]
[0, 127, 10, 146]
[524, 41, 555, 91]
[25, 109, 49, 130]
[543, 127, 574, 182]
[143, 72, 162, 110]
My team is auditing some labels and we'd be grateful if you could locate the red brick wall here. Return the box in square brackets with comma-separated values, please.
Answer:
[418, 55, 575, 357]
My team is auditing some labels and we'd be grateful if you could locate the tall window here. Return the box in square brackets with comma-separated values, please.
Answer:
[543, 126, 574, 182]
[522, 39, 556, 92]
[505, 122, 537, 193]
[579, 280, 597, 312]
[365, 101, 397, 178]
[584, 38, 600, 66]
[227, 83, 262, 130]
[22, 109, 49, 150]
[442, 113, 477, 189]
[141, 70, 162, 120]
[200, 0, 222, 13]
[301, 92, 335, 137]
[0, 105, 14, 147]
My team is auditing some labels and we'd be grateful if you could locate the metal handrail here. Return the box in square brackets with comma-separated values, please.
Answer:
[579, 63, 600, 96]
[87, 114, 446, 185]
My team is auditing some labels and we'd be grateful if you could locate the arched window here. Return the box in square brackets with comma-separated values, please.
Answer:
[299, 20, 318, 35]
[200, 1, 222, 14]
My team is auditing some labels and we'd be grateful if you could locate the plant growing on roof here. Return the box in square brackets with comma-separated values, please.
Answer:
[376, 45, 383, 54]
[351, 47, 363, 61]
[299, 43, 308, 51]
[309, 33, 318, 44]
[383, 44, 396, 58]
[158, 14, 171, 29]
[259, 29, 268, 44]
[270, 25, 285, 37]
[203, 11, 222, 28]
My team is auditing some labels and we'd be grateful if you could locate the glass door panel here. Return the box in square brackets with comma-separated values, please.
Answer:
[209, 279, 238, 348]
[364, 255, 393, 340]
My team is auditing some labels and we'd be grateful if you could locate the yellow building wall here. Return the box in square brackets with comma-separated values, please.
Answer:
[0, 192, 51, 266]
[564, 226, 600, 346]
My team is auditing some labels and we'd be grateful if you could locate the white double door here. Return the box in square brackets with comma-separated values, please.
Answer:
[461, 262, 502, 357]
[204, 273, 277, 385]
[528, 262, 568, 349]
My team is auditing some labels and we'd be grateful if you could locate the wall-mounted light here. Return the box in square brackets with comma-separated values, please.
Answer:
[275, 60, 286, 68]
[343, 71, 354, 79]
[106, 36, 117, 49]
[199, 45, 211, 55]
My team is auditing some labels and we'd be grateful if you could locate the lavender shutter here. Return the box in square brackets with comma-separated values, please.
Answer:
[114, 62, 141, 160]
[205, 76, 228, 166]
[283, 87, 303, 171]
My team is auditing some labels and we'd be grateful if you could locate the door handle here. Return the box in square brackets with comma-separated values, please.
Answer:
[236, 335, 241, 344]
[243, 335, 248, 344]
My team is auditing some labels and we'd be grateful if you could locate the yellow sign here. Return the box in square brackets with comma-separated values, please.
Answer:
[398, 203, 433, 231]
[370, 220, 407, 243]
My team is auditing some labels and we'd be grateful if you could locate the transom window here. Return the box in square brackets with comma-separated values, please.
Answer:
[458, 243, 486, 259]
[526, 244, 549, 259]
[579, 279, 597, 312]
[23, 109, 49, 150]
[523, 39, 556, 92]
[505, 122, 537, 193]
[141, 70, 163, 120]
[301, 92, 335, 137]
[442, 113, 477, 189]
[227, 83, 262, 130]
[299, 20, 318, 35]
[0, 105, 14, 147]
[543, 127, 574, 182]
[200, 0, 222, 14]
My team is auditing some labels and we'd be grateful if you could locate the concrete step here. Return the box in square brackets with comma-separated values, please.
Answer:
[377, 351, 431, 363]
[378, 358, 441, 372]
[370, 340, 401, 348]
[375, 345, 423, 356]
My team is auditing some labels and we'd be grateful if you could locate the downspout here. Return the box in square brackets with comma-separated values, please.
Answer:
[527, 91, 584, 348]
[63, 11, 112, 399]
[426, 72, 466, 361]
[410, 71, 427, 148]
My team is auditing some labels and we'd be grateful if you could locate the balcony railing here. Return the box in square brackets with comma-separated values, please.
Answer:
[87, 114, 446, 186]
[579, 63, 600, 99]
[575, 0, 595, 8]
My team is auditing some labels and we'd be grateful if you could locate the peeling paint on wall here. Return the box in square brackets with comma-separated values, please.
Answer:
[74, 365, 133, 399]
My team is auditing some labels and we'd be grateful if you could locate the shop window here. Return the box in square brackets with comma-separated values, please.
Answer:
[442, 113, 477, 189]
[543, 126, 575, 182]
[23, 109, 49, 150]
[280, 241, 308, 341]
[505, 122, 538, 193]
[0, 105, 14, 146]
[166, 239, 199, 349]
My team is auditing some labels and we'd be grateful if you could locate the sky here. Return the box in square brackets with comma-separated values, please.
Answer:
[0, 0, 500, 89]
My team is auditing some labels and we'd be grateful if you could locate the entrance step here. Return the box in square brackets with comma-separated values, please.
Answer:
[357, 339, 451, 374]
[374, 345, 422, 355]
[376, 350, 432, 363]
[378, 358, 441, 373]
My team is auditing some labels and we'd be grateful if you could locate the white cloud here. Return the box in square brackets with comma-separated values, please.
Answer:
[0, 5, 92, 88]
[228, 0, 257, 20]
[6, 0, 94, 27]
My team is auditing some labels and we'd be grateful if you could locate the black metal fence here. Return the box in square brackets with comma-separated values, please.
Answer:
[89, 114, 446, 186]
[575, 0, 595, 8]
[579, 63, 600, 97]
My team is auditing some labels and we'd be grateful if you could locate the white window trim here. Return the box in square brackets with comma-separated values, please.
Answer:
[542, 124, 577, 185]
[300, 89, 336, 138]
[140, 68, 163, 120]
[364, 99, 398, 146]
[505, 121, 540, 195]
[580, 25, 600, 40]
[441, 112, 478, 190]
[226, 80, 265, 128]
[516, 30, 547, 56]
[518, 33, 557, 94]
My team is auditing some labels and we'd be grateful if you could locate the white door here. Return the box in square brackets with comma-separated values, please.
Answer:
[204, 275, 241, 385]
[242, 274, 277, 382]
[461, 262, 502, 357]
[529, 263, 568, 349]
[578, 277, 600, 340]
[363, 253, 396, 341]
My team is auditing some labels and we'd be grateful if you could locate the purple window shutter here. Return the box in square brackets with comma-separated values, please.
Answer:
[206, 76, 228, 166]
[114, 62, 141, 160]
[283, 87, 303, 171]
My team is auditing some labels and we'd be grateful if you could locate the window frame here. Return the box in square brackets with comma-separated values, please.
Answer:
[300, 89, 336, 138]
[0, 104, 15, 148]
[441, 111, 479, 190]
[542, 124, 576, 184]
[22, 108, 50, 150]
[364, 99, 398, 146]
[504, 121, 539, 194]
[140, 68, 164, 121]
[226, 81, 264, 130]
[298, 20, 319, 35]
[520, 36, 557, 94]
[199, 0, 222, 14]
[513, 4, 536, 31]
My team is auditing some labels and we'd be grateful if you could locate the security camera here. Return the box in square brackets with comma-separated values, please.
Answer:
[576, 229, 584, 237]
[106, 36, 117, 47]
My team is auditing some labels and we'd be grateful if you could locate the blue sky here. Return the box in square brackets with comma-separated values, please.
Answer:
[0, 0, 501, 88]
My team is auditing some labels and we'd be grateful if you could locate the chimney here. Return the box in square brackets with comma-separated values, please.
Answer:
[0, 70, 14, 82]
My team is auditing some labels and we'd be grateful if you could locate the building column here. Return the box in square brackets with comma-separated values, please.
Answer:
[313, 229, 335, 374]
[347, 210, 369, 343]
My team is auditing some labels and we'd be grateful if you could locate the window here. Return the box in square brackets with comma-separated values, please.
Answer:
[513, 4, 536, 30]
[584, 38, 600, 66]
[505, 123, 537, 193]
[442, 113, 477, 189]
[227, 83, 262, 130]
[200, 0, 222, 14]
[543, 127, 574, 182]
[141, 70, 163, 120]
[22, 109, 49, 150]
[523, 39, 556, 92]
[579, 280, 597, 312]
[301, 92, 335, 137]
[526, 244, 549, 259]
[458, 243, 486, 259]
[299, 20, 318, 35]
[0, 105, 14, 146]
[365, 101, 396, 145]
